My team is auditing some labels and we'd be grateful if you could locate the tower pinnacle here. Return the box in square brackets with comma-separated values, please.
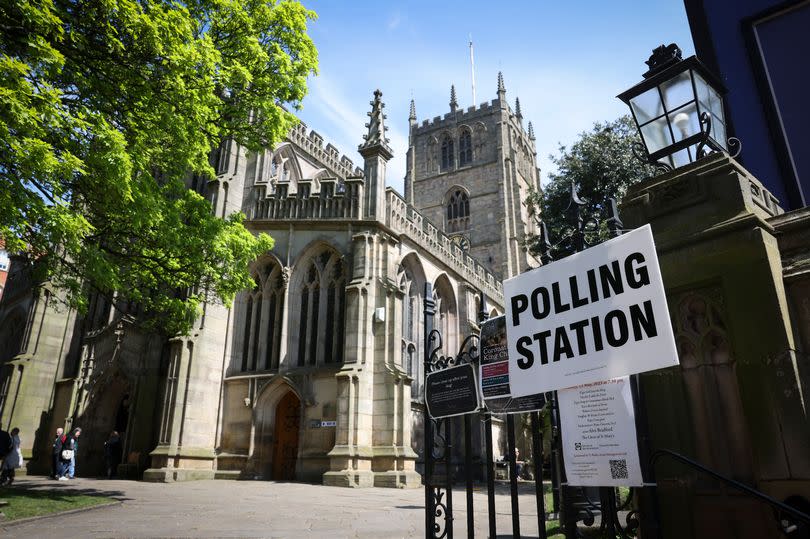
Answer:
[528, 121, 536, 140]
[409, 99, 417, 123]
[450, 85, 458, 112]
[515, 97, 523, 123]
[497, 72, 506, 94]
[359, 89, 393, 159]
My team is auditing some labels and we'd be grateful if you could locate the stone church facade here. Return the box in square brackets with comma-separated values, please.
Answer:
[0, 76, 539, 486]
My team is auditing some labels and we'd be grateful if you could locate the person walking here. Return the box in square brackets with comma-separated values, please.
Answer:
[59, 427, 81, 481]
[0, 428, 23, 486]
[104, 431, 123, 479]
[51, 427, 65, 479]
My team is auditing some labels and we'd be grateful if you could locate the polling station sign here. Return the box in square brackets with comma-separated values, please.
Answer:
[504, 225, 678, 397]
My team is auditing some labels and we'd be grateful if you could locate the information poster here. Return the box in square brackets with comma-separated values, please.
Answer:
[425, 363, 480, 419]
[558, 376, 643, 487]
[480, 316, 546, 414]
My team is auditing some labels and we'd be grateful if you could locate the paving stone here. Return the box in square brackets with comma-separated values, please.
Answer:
[1, 477, 550, 538]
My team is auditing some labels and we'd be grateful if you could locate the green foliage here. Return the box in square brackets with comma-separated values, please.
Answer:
[0, 0, 318, 335]
[527, 116, 655, 258]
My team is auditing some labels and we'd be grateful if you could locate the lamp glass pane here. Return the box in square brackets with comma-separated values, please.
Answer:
[630, 87, 664, 124]
[640, 115, 674, 155]
[668, 102, 699, 143]
[670, 147, 692, 168]
[695, 73, 723, 119]
[660, 71, 694, 112]
[711, 114, 727, 150]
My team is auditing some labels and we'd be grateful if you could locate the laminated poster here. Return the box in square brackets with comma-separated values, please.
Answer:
[479, 316, 546, 414]
[558, 376, 643, 487]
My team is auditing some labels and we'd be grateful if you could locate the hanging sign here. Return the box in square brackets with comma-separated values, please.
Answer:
[425, 363, 480, 419]
[558, 376, 643, 487]
[504, 225, 678, 396]
[479, 316, 546, 414]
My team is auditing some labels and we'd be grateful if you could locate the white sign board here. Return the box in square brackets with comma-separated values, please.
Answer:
[504, 225, 678, 396]
[558, 377, 643, 487]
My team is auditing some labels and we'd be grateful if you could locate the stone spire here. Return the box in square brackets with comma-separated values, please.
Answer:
[359, 89, 392, 220]
[528, 121, 536, 141]
[497, 71, 506, 109]
[359, 89, 392, 157]
[515, 97, 523, 123]
[409, 99, 417, 123]
[450, 84, 458, 113]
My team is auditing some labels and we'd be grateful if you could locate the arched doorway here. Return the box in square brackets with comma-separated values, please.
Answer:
[76, 375, 131, 477]
[272, 391, 300, 480]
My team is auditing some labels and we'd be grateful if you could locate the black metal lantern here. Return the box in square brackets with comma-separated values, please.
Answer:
[618, 43, 739, 171]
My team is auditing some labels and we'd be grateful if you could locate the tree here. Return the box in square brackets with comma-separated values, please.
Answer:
[0, 0, 318, 335]
[526, 116, 655, 258]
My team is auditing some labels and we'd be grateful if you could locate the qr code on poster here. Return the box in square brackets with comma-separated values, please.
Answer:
[609, 459, 628, 479]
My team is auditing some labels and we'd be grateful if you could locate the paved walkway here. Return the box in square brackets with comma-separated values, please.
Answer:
[1, 477, 551, 538]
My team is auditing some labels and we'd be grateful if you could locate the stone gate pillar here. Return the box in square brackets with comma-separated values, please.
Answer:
[621, 154, 810, 539]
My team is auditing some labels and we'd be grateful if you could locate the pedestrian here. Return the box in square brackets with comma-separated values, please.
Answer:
[514, 448, 524, 479]
[104, 431, 123, 479]
[59, 427, 81, 481]
[0, 428, 23, 486]
[51, 427, 65, 479]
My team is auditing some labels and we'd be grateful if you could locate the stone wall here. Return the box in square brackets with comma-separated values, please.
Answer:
[622, 154, 810, 538]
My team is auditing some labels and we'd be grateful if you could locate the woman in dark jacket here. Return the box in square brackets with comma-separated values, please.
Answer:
[104, 431, 123, 479]
[58, 427, 81, 481]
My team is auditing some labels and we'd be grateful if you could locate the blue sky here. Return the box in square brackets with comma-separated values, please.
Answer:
[295, 1, 695, 194]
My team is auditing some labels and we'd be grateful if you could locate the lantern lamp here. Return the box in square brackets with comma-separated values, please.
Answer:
[618, 43, 740, 171]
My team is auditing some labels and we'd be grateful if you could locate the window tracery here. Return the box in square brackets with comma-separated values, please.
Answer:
[297, 250, 345, 367]
[398, 263, 422, 399]
[441, 134, 454, 171]
[446, 189, 470, 233]
[459, 129, 472, 166]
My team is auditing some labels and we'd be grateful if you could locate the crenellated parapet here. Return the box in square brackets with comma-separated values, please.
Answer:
[412, 99, 501, 134]
[252, 177, 364, 221]
[287, 122, 364, 180]
[385, 188, 503, 303]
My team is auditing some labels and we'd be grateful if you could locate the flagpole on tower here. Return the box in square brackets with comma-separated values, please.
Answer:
[469, 34, 477, 106]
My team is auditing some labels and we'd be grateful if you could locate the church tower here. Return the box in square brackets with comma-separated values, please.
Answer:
[404, 73, 540, 280]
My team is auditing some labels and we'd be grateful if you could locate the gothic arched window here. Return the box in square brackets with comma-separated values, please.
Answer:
[323, 259, 346, 364]
[398, 264, 421, 398]
[441, 134, 454, 171]
[298, 263, 319, 366]
[459, 129, 472, 166]
[239, 262, 286, 373]
[446, 189, 470, 233]
[296, 250, 346, 367]
[263, 266, 286, 370]
[433, 277, 458, 356]
[270, 157, 280, 180]
[241, 285, 256, 371]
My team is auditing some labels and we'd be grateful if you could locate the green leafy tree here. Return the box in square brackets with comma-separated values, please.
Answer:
[527, 116, 654, 258]
[0, 0, 318, 335]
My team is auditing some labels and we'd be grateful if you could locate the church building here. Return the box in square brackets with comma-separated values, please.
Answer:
[0, 75, 539, 487]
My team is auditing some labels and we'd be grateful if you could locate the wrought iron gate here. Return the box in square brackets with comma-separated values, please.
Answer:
[423, 282, 549, 539]
[420, 183, 810, 538]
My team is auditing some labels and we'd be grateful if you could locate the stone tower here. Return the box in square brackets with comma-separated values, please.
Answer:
[404, 73, 540, 279]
